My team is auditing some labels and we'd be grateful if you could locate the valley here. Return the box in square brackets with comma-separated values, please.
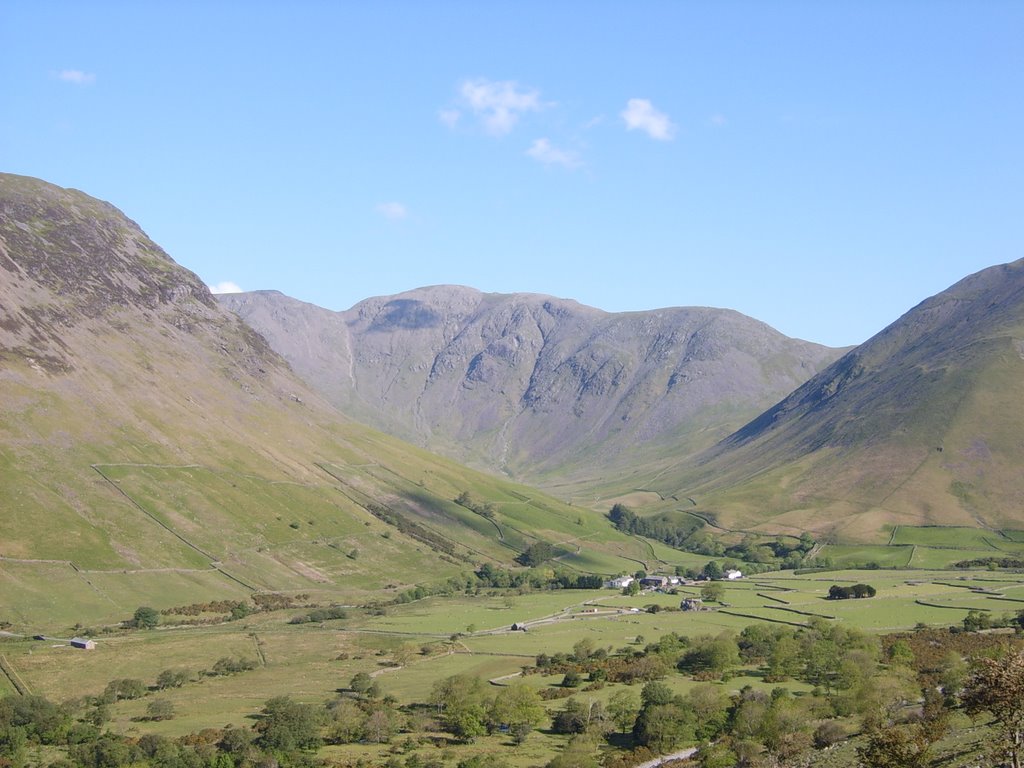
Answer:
[2, 173, 1024, 768]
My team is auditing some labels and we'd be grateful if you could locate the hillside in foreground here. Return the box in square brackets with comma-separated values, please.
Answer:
[664, 258, 1024, 543]
[0, 174, 657, 629]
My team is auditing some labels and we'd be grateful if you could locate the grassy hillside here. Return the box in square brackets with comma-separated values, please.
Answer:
[647, 259, 1024, 542]
[0, 174, 666, 631]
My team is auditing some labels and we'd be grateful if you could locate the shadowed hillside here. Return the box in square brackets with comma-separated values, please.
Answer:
[0, 174, 658, 629]
[666, 258, 1024, 542]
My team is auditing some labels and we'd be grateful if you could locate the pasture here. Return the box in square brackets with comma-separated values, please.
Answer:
[1, 565, 1021, 756]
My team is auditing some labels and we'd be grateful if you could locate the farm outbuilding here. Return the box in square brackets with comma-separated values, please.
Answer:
[70, 637, 96, 650]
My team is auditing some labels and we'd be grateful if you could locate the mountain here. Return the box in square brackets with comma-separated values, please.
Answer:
[666, 258, 1024, 542]
[0, 174, 652, 629]
[218, 288, 844, 494]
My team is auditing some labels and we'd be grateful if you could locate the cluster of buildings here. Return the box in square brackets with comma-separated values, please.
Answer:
[604, 569, 742, 591]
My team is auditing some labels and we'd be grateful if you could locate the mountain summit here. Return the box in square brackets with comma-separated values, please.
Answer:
[0, 174, 651, 627]
[671, 258, 1024, 541]
[220, 286, 843, 491]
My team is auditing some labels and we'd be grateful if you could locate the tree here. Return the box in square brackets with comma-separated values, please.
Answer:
[489, 683, 545, 742]
[857, 724, 930, 768]
[430, 674, 489, 742]
[552, 699, 610, 736]
[155, 669, 189, 689]
[633, 703, 693, 752]
[145, 700, 174, 721]
[961, 648, 1024, 768]
[363, 705, 399, 743]
[572, 638, 595, 662]
[702, 561, 723, 580]
[687, 685, 730, 741]
[131, 606, 159, 629]
[102, 679, 146, 702]
[607, 689, 639, 733]
[256, 696, 323, 751]
[545, 736, 601, 768]
[326, 699, 365, 744]
[350, 671, 373, 694]
[678, 634, 740, 679]
[517, 541, 558, 567]
[700, 582, 726, 603]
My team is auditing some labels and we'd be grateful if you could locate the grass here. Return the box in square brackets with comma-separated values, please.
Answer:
[0, 565, 1019, 768]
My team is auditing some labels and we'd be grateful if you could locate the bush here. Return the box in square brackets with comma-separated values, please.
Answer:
[813, 720, 846, 748]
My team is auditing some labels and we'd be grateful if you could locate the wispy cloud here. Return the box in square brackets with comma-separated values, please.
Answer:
[376, 202, 408, 220]
[526, 138, 581, 169]
[209, 281, 243, 294]
[621, 98, 675, 141]
[445, 78, 544, 136]
[56, 69, 96, 86]
[438, 109, 461, 129]
[709, 113, 728, 127]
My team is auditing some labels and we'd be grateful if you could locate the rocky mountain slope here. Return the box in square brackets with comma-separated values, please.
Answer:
[219, 288, 844, 492]
[0, 174, 651, 628]
[668, 258, 1024, 541]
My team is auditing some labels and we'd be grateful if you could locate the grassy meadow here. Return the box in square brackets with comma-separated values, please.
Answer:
[4, 566, 1023, 745]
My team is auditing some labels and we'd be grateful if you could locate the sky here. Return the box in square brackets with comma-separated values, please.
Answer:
[1, 1, 1021, 347]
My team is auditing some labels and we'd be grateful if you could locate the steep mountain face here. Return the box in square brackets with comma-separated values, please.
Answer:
[0, 174, 650, 628]
[672, 258, 1024, 541]
[219, 288, 843, 491]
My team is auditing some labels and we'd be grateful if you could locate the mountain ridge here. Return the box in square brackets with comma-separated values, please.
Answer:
[666, 257, 1024, 541]
[219, 285, 845, 491]
[0, 173, 658, 628]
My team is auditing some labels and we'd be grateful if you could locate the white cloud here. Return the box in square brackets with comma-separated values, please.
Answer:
[525, 138, 581, 169]
[621, 98, 675, 141]
[57, 69, 96, 85]
[458, 78, 543, 136]
[209, 281, 243, 294]
[376, 202, 408, 220]
[438, 109, 461, 128]
[709, 113, 728, 127]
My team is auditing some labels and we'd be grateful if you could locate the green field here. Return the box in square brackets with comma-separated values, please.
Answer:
[4, 567, 1022, 733]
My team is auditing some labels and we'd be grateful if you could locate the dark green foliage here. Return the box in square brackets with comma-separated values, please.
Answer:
[144, 700, 174, 721]
[608, 504, 812, 569]
[430, 674, 489, 742]
[827, 583, 876, 599]
[365, 502, 456, 556]
[677, 635, 741, 679]
[857, 724, 930, 768]
[516, 541, 560, 567]
[607, 505, 703, 549]
[102, 679, 146, 703]
[350, 672, 373, 694]
[0, 695, 71, 745]
[288, 606, 348, 624]
[70, 736, 138, 768]
[155, 669, 189, 689]
[256, 696, 323, 752]
[209, 657, 257, 676]
[551, 699, 610, 735]
[954, 557, 1024, 569]
[130, 606, 159, 629]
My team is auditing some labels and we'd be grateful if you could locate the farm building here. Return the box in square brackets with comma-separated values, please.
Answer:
[725, 569, 743, 580]
[680, 598, 705, 611]
[70, 637, 96, 650]
[605, 575, 634, 589]
[640, 575, 669, 588]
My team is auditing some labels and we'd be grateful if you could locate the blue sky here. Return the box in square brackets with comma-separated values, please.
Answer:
[2, 1, 1021, 347]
